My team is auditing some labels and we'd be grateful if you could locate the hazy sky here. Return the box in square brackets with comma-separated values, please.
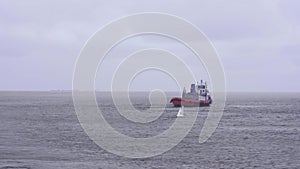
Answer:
[1, 0, 299, 92]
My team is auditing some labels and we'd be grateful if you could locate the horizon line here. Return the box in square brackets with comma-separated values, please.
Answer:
[0, 90, 299, 93]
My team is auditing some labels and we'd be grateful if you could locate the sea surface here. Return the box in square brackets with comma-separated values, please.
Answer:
[0, 92, 299, 169]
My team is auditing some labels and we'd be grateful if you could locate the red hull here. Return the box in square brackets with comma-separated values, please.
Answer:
[170, 97, 212, 107]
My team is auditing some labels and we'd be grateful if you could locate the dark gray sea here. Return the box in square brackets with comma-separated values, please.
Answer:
[0, 92, 299, 169]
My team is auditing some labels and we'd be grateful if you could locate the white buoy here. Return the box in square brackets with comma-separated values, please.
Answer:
[177, 106, 184, 117]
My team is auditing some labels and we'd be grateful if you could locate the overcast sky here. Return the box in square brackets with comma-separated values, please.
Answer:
[1, 0, 299, 92]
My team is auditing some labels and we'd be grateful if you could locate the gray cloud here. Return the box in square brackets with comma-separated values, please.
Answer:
[0, 0, 299, 91]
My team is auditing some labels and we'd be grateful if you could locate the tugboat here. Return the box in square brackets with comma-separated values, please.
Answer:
[170, 80, 212, 107]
